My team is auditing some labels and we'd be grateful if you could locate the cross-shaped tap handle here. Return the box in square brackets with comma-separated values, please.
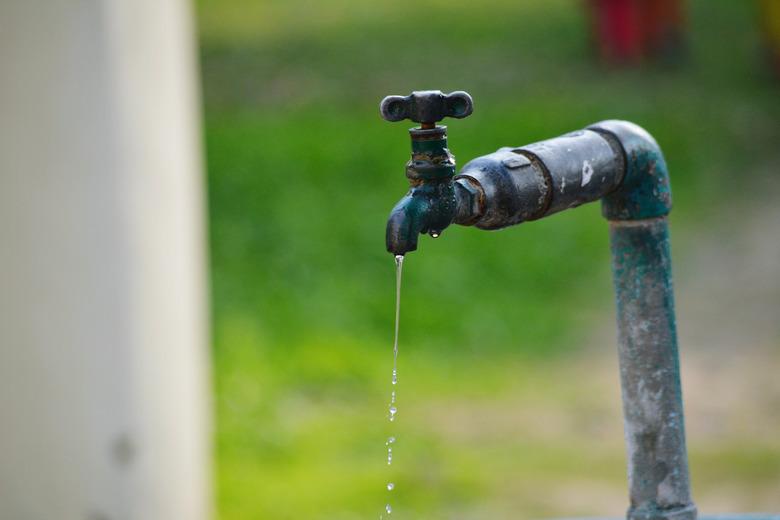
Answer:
[380, 90, 473, 126]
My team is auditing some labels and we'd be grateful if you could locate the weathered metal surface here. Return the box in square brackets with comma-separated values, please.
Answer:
[380, 94, 717, 520]
[452, 128, 625, 230]
[407, 127, 456, 180]
[589, 120, 672, 221]
[386, 126, 458, 254]
[454, 148, 548, 229]
[515, 129, 624, 217]
[386, 179, 456, 254]
[452, 175, 484, 226]
[610, 217, 696, 520]
[383, 91, 475, 255]
[380, 90, 473, 125]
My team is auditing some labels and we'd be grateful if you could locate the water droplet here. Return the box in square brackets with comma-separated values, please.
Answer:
[385, 436, 395, 445]
[387, 482, 395, 491]
[391, 369, 397, 385]
[430, 231, 440, 238]
[390, 391, 396, 404]
[387, 447, 393, 464]
[386, 504, 392, 514]
[388, 406, 397, 421]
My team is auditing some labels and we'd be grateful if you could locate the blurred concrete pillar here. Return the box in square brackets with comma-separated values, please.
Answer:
[0, 1, 211, 519]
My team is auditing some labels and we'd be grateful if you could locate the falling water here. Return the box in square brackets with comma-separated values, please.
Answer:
[380, 254, 404, 519]
[392, 255, 403, 391]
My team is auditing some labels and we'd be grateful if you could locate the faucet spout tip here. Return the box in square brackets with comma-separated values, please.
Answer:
[385, 198, 422, 256]
[386, 180, 459, 255]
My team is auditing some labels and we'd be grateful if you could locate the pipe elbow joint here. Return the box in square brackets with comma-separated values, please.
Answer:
[589, 120, 672, 221]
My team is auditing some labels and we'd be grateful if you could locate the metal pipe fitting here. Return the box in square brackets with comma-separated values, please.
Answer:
[380, 92, 697, 520]
[385, 126, 458, 255]
[589, 120, 673, 220]
[454, 128, 626, 229]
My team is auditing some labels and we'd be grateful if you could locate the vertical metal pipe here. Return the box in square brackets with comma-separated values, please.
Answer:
[610, 217, 696, 520]
[590, 120, 696, 520]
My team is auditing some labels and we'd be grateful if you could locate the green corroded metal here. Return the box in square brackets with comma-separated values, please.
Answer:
[407, 127, 456, 180]
[386, 126, 458, 253]
[380, 91, 473, 254]
[410, 132, 450, 153]
[386, 179, 456, 253]
[590, 120, 673, 220]
[610, 218, 695, 520]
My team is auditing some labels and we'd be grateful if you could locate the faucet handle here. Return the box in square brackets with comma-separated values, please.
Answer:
[380, 90, 473, 126]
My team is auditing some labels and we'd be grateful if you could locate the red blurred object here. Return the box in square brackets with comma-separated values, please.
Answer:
[588, 0, 686, 64]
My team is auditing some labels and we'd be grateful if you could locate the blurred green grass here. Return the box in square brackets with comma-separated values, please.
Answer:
[197, 0, 780, 518]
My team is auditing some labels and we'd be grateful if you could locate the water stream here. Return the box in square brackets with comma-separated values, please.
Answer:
[380, 254, 404, 519]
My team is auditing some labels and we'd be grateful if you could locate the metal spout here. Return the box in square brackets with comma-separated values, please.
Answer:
[386, 179, 457, 255]
[385, 125, 463, 256]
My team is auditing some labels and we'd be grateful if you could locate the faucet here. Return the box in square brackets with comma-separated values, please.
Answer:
[382, 90, 475, 253]
[381, 90, 697, 520]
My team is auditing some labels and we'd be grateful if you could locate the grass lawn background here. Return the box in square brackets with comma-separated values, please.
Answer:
[196, 1, 780, 517]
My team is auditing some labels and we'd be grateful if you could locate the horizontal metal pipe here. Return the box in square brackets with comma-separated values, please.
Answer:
[516, 128, 625, 217]
[453, 148, 548, 229]
[454, 128, 624, 229]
